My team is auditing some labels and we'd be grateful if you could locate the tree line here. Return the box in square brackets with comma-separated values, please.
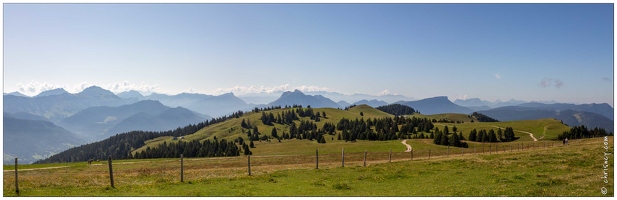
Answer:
[375, 104, 416, 116]
[34, 111, 247, 164]
[470, 112, 499, 122]
[557, 125, 613, 140]
[468, 127, 516, 143]
[432, 125, 468, 148]
[133, 139, 239, 159]
[335, 116, 435, 141]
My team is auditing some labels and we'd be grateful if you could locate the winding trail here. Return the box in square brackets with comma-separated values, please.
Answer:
[401, 140, 412, 152]
[538, 125, 548, 140]
[492, 126, 538, 142]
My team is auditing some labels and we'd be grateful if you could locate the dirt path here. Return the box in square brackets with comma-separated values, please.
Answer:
[538, 126, 547, 140]
[492, 126, 538, 142]
[401, 140, 412, 152]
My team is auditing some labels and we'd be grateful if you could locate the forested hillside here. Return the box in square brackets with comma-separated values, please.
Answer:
[34, 111, 245, 164]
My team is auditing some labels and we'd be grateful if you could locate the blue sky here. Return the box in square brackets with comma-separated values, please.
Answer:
[3, 4, 614, 105]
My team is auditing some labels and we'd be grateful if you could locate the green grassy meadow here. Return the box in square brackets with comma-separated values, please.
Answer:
[5, 105, 609, 196]
[3, 137, 613, 196]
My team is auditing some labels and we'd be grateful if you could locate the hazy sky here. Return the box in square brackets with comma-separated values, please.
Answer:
[3, 4, 614, 105]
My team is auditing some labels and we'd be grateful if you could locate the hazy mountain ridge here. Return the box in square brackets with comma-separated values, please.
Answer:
[108, 107, 206, 135]
[57, 100, 211, 141]
[238, 91, 415, 105]
[395, 96, 474, 115]
[267, 90, 340, 108]
[352, 99, 388, 108]
[35, 88, 68, 97]
[4, 116, 85, 164]
[478, 106, 613, 131]
[4, 86, 137, 123]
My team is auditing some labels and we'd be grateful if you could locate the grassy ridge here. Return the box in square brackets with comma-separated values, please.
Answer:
[4, 137, 612, 196]
[132, 106, 571, 156]
[132, 105, 393, 154]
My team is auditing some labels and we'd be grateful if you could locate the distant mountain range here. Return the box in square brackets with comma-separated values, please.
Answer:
[516, 102, 613, 120]
[352, 99, 388, 108]
[395, 96, 475, 115]
[5, 91, 28, 97]
[478, 107, 613, 131]
[126, 91, 251, 117]
[267, 90, 340, 108]
[453, 98, 528, 109]
[454, 97, 614, 130]
[57, 100, 211, 141]
[238, 91, 415, 105]
[4, 86, 137, 122]
[4, 116, 85, 164]
[35, 88, 69, 97]
[4, 86, 613, 162]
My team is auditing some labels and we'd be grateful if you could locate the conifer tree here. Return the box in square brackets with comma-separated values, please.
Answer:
[271, 128, 278, 139]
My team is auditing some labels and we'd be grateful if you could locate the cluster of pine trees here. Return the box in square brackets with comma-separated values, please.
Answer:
[431, 118, 465, 123]
[259, 107, 326, 126]
[558, 125, 613, 140]
[335, 116, 435, 141]
[471, 112, 499, 122]
[34, 111, 246, 164]
[255, 109, 301, 126]
[297, 107, 326, 121]
[133, 139, 239, 159]
[282, 120, 321, 140]
[467, 127, 516, 143]
[375, 104, 416, 116]
[432, 125, 468, 148]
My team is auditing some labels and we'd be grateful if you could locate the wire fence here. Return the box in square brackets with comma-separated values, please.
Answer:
[4, 140, 574, 195]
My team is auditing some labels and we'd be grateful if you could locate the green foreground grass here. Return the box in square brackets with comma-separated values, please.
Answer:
[3, 137, 613, 196]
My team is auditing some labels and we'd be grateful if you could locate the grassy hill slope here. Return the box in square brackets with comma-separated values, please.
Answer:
[132, 105, 393, 154]
[132, 106, 571, 156]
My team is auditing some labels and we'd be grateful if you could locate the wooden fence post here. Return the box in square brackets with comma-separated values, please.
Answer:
[180, 154, 184, 183]
[342, 148, 345, 167]
[248, 156, 251, 176]
[316, 149, 319, 169]
[364, 150, 367, 167]
[108, 155, 114, 188]
[389, 148, 392, 162]
[15, 158, 18, 195]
